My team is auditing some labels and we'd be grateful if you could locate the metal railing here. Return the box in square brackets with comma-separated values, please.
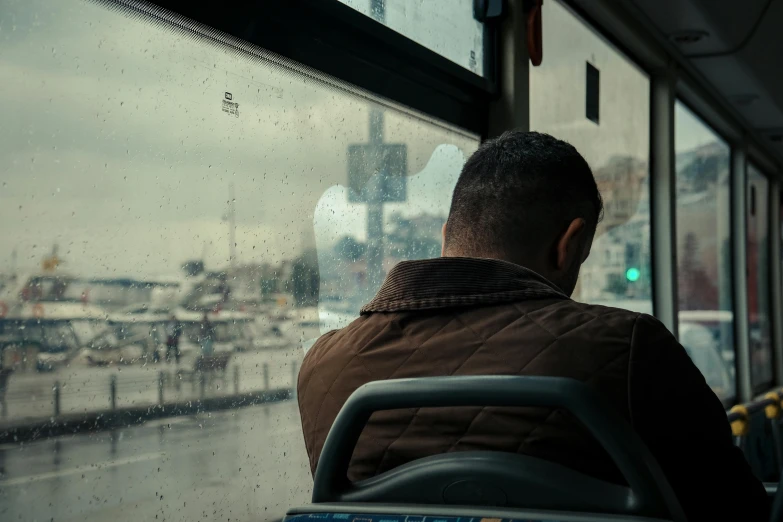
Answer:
[1, 359, 298, 427]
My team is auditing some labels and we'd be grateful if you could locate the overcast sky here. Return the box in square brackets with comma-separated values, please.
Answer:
[1, 0, 718, 283]
[0, 0, 477, 279]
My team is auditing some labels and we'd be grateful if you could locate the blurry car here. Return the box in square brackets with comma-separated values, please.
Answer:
[679, 321, 734, 400]
[677, 310, 734, 377]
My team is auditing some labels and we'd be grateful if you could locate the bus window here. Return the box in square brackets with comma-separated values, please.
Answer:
[747, 165, 773, 392]
[529, 0, 652, 313]
[674, 101, 735, 401]
[0, 1, 478, 520]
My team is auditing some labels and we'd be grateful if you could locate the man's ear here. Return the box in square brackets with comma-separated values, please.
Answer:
[441, 222, 447, 257]
[556, 218, 586, 270]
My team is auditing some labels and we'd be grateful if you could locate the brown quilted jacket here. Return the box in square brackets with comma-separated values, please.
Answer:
[297, 257, 768, 521]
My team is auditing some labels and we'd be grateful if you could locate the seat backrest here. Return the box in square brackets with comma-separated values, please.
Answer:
[339, 450, 644, 514]
[312, 376, 687, 522]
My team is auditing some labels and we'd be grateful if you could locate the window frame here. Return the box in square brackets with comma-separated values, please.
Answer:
[746, 162, 776, 394]
[143, 0, 499, 137]
[774, 185, 783, 389]
[672, 98, 739, 405]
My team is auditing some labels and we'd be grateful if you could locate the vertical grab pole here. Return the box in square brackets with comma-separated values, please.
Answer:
[650, 64, 678, 335]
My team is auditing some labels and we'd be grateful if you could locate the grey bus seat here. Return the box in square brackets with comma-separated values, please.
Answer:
[305, 376, 687, 522]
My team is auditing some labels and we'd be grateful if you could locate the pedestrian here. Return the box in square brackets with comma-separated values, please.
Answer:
[199, 313, 215, 357]
[165, 315, 182, 364]
[150, 324, 161, 364]
[0, 361, 12, 418]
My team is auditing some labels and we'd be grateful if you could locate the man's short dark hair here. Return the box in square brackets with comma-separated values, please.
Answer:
[444, 130, 603, 257]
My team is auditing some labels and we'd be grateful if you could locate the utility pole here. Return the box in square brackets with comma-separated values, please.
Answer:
[346, 1, 407, 304]
[347, 114, 406, 304]
[366, 0, 385, 297]
[366, 109, 385, 296]
[370, 0, 385, 23]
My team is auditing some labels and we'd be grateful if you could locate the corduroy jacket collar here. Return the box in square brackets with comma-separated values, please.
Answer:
[361, 257, 570, 314]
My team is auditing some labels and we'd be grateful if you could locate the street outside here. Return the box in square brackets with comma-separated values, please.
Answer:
[1, 349, 302, 428]
[0, 399, 312, 522]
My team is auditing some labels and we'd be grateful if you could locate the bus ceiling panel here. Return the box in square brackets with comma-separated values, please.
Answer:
[748, 142, 781, 180]
[629, 0, 783, 170]
[695, 59, 783, 130]
[629, 0, 762, 56]
[144, 0, 496, 136]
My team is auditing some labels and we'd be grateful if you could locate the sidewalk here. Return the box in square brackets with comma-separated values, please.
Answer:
[0, 349, 301, 430]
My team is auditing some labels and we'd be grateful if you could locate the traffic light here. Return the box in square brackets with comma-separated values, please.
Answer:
[625, 243, 641, 283]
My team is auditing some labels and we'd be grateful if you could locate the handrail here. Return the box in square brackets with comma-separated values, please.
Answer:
[726, 389, 783, 468]
[726, 390, 781, 425]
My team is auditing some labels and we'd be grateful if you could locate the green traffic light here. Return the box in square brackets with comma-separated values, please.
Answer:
[626, 267, 640, 282]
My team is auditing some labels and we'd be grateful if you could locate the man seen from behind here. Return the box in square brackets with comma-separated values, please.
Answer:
[297, 131, 769, 521]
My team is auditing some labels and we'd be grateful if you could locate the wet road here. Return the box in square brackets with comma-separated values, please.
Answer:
[0, 400, 312, 522]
